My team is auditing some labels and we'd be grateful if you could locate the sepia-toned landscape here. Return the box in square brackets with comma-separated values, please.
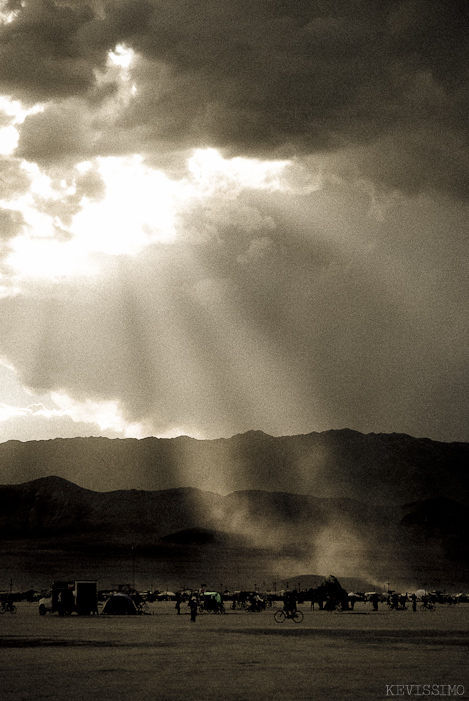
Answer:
[1, 0, 469, 697]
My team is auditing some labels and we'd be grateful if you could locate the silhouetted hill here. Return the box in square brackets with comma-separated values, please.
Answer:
[0, 476, 389, 543]
[0, 430, 468, 506]
[0, 476, 467, 590]
[159, 528, 246, 546]
[400, 497, 469, 564]
[0, 476, 93, 537]
[0, 477, 222, 541]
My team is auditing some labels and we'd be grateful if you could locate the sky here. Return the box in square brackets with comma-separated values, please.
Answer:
[0, 0, 468, 445]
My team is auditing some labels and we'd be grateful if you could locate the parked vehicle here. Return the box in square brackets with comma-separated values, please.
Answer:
[39, 580, 98, 616]
[199, 591, 224, 613]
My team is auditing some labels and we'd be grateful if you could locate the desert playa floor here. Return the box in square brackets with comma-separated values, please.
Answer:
[1, 601, 468, 700]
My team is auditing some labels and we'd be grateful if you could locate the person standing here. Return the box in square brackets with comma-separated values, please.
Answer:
[189, 595, 198, 622]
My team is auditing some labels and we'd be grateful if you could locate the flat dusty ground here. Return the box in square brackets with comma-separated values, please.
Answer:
[0, 601, 468, 700]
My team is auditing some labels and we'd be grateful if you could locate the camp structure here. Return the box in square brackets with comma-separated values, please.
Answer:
[75, 581, 99, 615]
[101, 592, 139, 615]
[309, 575, 350, 611]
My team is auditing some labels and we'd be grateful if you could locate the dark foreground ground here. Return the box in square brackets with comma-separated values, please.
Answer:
[0, 602, 468, 701]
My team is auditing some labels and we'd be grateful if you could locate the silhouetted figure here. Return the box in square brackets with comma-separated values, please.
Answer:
[371, 593, 379, 611]
[189, 596, 198, 622]
[283, 591, 297, 617]
[411, 593, 417, 612]
[58, 586, 75, 616]
[175, 593, 181, 615]
[248, 594, 264, 612]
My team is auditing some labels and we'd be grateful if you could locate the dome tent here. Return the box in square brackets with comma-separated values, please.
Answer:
[102, 592, 138, 615]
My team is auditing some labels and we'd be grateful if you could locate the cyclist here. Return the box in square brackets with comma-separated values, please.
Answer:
[1, 595, 16, 613]
[283, 591, 297, 618]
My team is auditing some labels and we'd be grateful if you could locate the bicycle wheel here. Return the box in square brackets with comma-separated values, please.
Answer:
[274, 610, 286, 623]
[9, 605, 17, 614]
[292, 610, 304, 623]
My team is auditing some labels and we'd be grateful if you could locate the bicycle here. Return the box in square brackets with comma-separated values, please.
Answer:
[1, 601, 17, 614]
[419, 601, 435, 611]
[245, 602, 265, 613]
[274, 608, 304, 623]
[135, 600, 152, 615]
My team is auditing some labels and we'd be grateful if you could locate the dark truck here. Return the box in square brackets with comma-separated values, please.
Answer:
[39, 580, 98, 616]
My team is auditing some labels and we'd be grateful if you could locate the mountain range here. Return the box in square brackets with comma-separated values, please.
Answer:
[0, 429, 467, 591]
[1, 428, 468, 503]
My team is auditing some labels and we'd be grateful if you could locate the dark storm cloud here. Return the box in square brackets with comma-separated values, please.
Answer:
[0, 0, 108, 101]
[3, 0, 469, 197]
[351, 128, 469, 200]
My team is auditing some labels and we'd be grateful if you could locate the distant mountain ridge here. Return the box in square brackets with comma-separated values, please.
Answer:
[1, 429, 468, 590]
[0, 429, 468, 506]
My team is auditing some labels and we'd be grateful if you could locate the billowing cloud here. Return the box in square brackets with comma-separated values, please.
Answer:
[0, 0, 106, 101]
[15, 100, 93, 163]
[0, 0, 467, 446]
[0, 400, 124, 441]
[0, 155, 31, 198]
[0, 0, 466, 198]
